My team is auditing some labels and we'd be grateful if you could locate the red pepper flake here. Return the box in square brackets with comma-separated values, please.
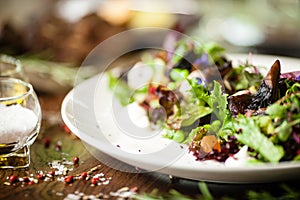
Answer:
[91, 177, 99, 185]
[73, 156, 79, 165]
[116, 145, 120, 148]
[44, 137, 51, 148]
[28, 181, 35, 185]
[48, 170, 55, 177]
[22, 177, 30, 183]
[64, 175, 73, 184]
[81, 172, 88, 179]
[9, 175, 18, 183]
[37, 173, 44, 180]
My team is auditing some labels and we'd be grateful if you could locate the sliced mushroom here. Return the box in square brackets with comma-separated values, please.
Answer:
[228, 90, 253, 116]
[228, 60, 281, 116]
[248, 60, 281, 110]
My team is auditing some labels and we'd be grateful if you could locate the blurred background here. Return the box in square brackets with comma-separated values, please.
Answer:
[0, 0, 300, 92]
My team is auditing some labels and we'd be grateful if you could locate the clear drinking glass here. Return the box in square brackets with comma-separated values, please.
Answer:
[0, 78, 41, 168]
[0, 54, 27, 81]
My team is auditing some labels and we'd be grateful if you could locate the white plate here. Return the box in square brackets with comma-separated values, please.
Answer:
[61, 54, 300, 183]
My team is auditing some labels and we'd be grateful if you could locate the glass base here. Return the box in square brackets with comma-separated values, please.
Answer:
[0, 145, 30, 169]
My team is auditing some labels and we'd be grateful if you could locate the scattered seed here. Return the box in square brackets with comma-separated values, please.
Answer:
[64, 193, 81, 200]
[73, 156, 79, 165]
[64, 175, 74, 184]
[102, 180, 109, 185]
[87, 165, 101, 175]
[3, 182, 11, 186]
[91, 177, 99, 185]
[48, 170, 55, 177]
[82, 195, 89, 200]
[23, 177, 30, 183]
[99, 177, 106, 182]
[90, 165, 101, 172]
[56, 192, 64, 196]
[118, 187, 129, 193]
[95, 193, 103, 198]
[3, 162, 109, 189]
[109, 187, 137, 199]
[45, 177, 53, 182]
[37, 173, 44, 180]
[63, 168, 69, 176]
[44, 137, 51, 148]
[33, 179, 39, 184]
[81, 172, 88, 180]
[9, 175, 18, 183]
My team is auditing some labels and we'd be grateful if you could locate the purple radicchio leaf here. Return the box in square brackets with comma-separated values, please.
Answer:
[280, 71, 300, 81]
[293, 131, 300, 144]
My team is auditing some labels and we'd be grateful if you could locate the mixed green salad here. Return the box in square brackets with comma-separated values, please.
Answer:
[108, 36, 300, 164]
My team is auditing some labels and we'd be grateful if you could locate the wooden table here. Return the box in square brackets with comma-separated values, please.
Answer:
[0, 92, 300, 200]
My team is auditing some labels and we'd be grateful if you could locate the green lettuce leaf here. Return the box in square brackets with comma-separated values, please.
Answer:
[234, 115, 284, 162]
[208, 81, 228, 121]
[108, 72, 133, 106]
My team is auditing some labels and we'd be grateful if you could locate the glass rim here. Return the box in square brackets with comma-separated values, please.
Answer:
[0, 77, 34, 101]
[0, 54, 22, 76]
